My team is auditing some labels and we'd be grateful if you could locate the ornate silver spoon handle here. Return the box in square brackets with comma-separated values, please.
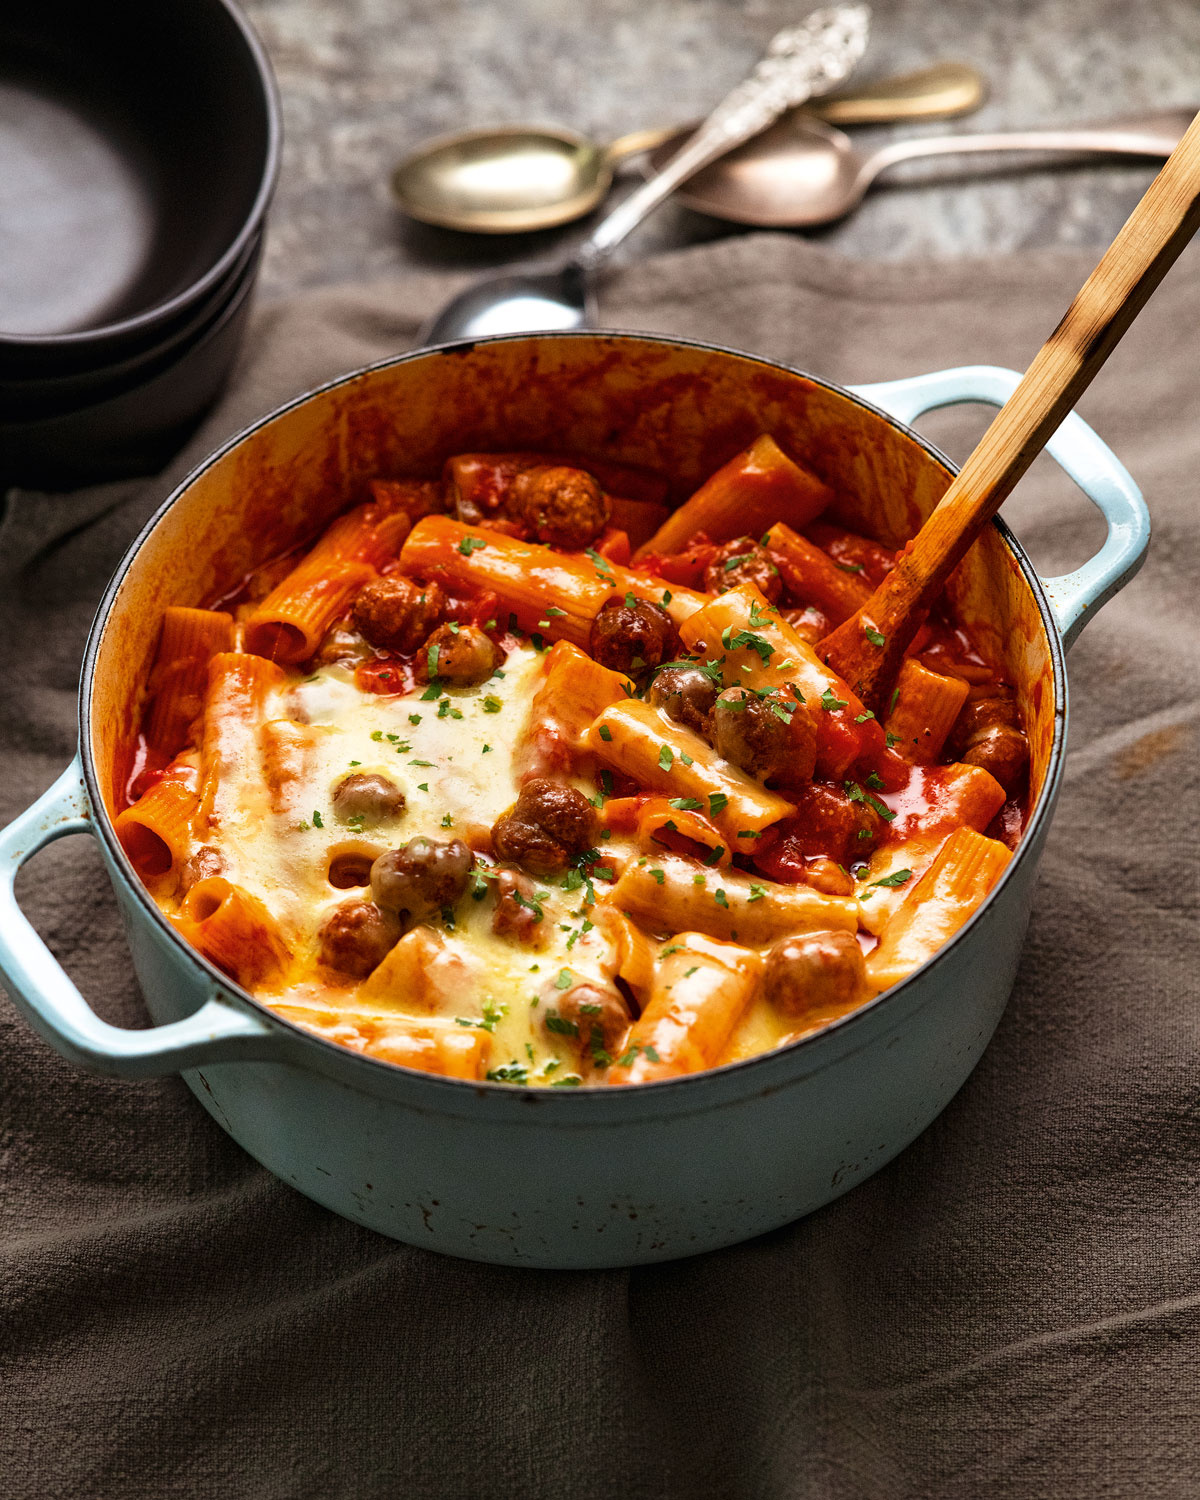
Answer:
[576, 4, 870, 269]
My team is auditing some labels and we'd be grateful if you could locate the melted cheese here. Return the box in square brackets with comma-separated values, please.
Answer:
[177, 645, 632, 1087]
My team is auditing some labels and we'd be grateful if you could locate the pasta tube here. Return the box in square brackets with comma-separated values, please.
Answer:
[605, 854, 857, 944]
[634, 436, 832, 560]
[763, 522, 871, 625]
[358, 926, 474, 1012]
[400, 516, 705, 645]
[884, 658, 970, 765]
[244, 502, 413, 663]
[527, 641, 633, 751]
[114, 758, 199, 881]
[143, 607, 235, 758]
[177, 877, 291, 987]
[607, 933, 762, 1083]
[198, 653, 286, 835]
[865, 828, 1011, 993]
[585, 698, 793, 842]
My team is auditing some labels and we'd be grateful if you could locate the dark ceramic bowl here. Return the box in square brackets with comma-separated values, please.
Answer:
[0, 0, 279, 373]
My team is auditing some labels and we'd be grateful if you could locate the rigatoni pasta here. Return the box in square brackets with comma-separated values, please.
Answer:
[118, 436, 1030, 1088]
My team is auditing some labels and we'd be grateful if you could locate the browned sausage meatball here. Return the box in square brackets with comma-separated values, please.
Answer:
[415, 623, 502, 686]
[352, 576, 445, 654]
[589, 596, 679, 675]
[951, 693, 1029, 792]
[962, 725, 1029, 791]
[332, 772, 407, 824]
[310, 624, 372, 669]
[492, 778, 597, 876]
[511, 464, 610, 549]
[491, 867, 546, 947]
[712, 687, 817, 785]
[703, 536, 783, 603]
[647, 663, 719, 737]
[370, 837, 475, 925]
[179, 845, 225, 894]
[761, 930, 867, 1020]
[545, 981, 632, 1062]
[318, 899, 400, 978]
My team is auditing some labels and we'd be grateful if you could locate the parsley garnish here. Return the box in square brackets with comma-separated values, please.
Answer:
[458, 535, 487, 555]
[714, 889, 729, 909]
[311, 810, 324, 829]
[555, 968, 572, 990]
[708, 792, 728, 818]
[855, 710, 876, 723]
[649, 868, 665, 885]
[545, 1012, 579, 1037]
[869, 868, 913, 888]
[820, 687, 849, 712]
[658, 744, 674, 771]
[864, 625, 886, 647]
[720, 626, 773, 666]
[668, 797, 702, 811]
[482, 695, 502, 713]
[598, 723, 613, 742]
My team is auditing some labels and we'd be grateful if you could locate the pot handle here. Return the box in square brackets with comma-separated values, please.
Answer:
[848, 364, 1150, 647]
[0, 760, 279, 1078]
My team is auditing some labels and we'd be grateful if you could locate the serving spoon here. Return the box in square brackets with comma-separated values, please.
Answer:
[819, 106, 1200, 712]
[653, 107, 1194, 227]
[392, 62, 986, 234]
[422, 4, 870, 344]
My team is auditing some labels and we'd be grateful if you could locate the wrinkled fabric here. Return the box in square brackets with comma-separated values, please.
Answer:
[2, 236, 1198, 1500]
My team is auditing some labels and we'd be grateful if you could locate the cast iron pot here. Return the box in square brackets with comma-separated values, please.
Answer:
[0, 335, 1148, 1269]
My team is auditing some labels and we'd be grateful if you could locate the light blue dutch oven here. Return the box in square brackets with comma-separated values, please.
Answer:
[0, 334, 1148, 1268]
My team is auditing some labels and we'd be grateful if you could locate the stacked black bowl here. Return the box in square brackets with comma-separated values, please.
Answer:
[0, 0, 280, 489]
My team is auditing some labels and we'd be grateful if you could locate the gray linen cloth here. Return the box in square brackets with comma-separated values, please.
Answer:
[2, 236, 1198, 1500]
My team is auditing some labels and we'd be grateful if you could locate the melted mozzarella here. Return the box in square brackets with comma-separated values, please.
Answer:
[189, 645, 629, 1086]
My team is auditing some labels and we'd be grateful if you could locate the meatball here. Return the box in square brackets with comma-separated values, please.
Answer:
[647, 663, 719, 737]
[310, 624, 372, 669]
[318, 899, 399, 979]
[761, 930, 867, 1020]
[510, 464, 610, 549]
[492, 778, 597, 876]
[491, 867, 546, 947]
[952, 694, 1029, 792]
[712, 687, 817, 786]
[370, 837, 475, 925]
[179, 845, 224, 894]
[332, 773, 406, 824]
[759, 783, 883, 868]
[352, 576, 445, 654]
[546, 981, 632, 1062]
[589, 596, 679, 676]
[416, 623, 502, 687]
[703, 536, 783, 604]
[962, 725, 1029, 791]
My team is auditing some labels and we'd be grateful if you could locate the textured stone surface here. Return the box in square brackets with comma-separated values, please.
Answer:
[245, 0, 1199, 300]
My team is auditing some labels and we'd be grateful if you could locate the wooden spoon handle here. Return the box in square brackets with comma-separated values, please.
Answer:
[820, 105, 1200, 709]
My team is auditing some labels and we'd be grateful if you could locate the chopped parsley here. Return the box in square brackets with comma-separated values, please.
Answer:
[720, 626, 773, 666]
[441, 813, 454, 828]
[837, 560, 864, 575]
[855, 710, 876, 723]
[714, 889, 729, 909]
[868, 868, 913, 888]
[420, 680, 444, 701]
[545, 1012, 579, 1037]
[409, 713, 422, 725]
[844, 780, 896, 821]
[864, 625, 886, 647]
[820, 687, 849, 712]
[482, 695, 503, 713]
[598, 723, 613, 742]
[311, 810, 324, 829]
[458, 535, 487, 555]
[668, 797, 702, 811]
[658, 744, 674, 772]
[555, 968, 573, 990]
[708, 792, 728, 818]
[486, 1064, 529, 1084]
[649, 868, 665, 885]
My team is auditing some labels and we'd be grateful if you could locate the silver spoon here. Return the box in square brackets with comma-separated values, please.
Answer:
[654, 107, 1195, 227]
[392, 63, 986, 235]
[422, 4, 870, 345]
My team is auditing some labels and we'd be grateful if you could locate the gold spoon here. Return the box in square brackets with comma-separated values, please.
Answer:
[392, 62, 985, 234]
[654, 107, 1194, 227]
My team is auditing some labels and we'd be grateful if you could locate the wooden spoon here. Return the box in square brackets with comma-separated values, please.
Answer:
[819, 106, 1200, 712]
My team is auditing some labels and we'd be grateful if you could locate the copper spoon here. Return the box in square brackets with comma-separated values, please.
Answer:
[655, 108, 1193, 227]
[819, 106, 1200, 711]
[393, 62, 983, 235]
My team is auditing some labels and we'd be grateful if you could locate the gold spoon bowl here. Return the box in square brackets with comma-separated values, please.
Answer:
[392, 62, 985, 234]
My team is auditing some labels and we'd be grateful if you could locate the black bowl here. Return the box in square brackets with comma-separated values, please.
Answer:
[0, 234, 264, 489]
[0, 0, 279, 375]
